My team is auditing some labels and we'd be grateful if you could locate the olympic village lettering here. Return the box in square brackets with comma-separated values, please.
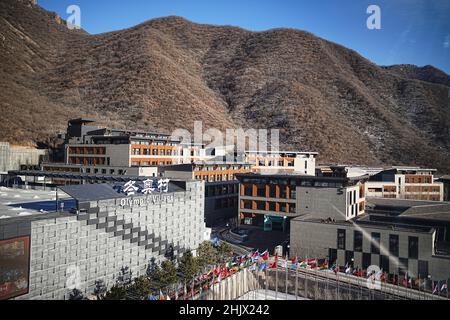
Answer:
[115, 179, 175, 208]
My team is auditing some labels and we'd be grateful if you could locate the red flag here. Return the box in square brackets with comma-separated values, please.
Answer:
[214, 265, 221, 275]
[261, 251, 269, 261]
[269, 255, 278, 269]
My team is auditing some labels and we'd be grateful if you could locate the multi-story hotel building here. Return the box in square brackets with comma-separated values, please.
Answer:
[64, 118, 204, 167]
[365, 167, 444, 202]
[244, 151, 317, 175]
[235, 172, 366, 232]
[160, 161, 252, 227]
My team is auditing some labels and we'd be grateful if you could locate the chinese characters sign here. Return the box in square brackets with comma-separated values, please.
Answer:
[115, 179, 170, 196]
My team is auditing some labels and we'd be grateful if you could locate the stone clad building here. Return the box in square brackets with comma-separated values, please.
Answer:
[0, 179, 208, 300]
[290, 198, 450, 281]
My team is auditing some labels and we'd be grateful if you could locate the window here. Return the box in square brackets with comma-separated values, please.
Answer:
[362, 253, 371, 269]
[269, 202, 276, 212]
[133, 148, 140, 155]
[389, 234, 399, 257]
[345, 251, 354, 267]
[354, 231, 363, 252]
[279, 186, 287, 199]
[257, 201, 265, 210]
[244, 184, 252, 196]
[337, 229, 346, 250]
[269, 185, 277, 198]
[418, 260, 428, 279]
[379, 255, 390, 273]
[398, 258, 408, 276]
[328, 249, 337, 266]
[143, 149, 150, 155]
[257, 185, 265, 197]
[371, 233, 381, 254]
[408, 237, 419, 259]
[152, 149, 158, 155]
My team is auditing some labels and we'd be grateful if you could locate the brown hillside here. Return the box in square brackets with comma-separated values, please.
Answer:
[1, 0, 450, 171]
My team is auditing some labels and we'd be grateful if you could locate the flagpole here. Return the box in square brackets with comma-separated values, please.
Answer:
[265, 267, 268, 301]
[295, 259, 298, 300]
[285, 254, 289, 300]
[275, 255, 278, 300]
[212, 269, 216, 301]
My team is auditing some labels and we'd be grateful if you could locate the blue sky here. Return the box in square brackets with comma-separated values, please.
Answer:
[39, 0, 450, 73]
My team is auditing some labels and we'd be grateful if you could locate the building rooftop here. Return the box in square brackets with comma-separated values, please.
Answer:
[245, 150, 318, 156]
[367, 197, 450, 223]
[0, 187, 74, 219]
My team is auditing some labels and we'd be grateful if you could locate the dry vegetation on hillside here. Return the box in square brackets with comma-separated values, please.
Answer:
[1, 0, 450, 171]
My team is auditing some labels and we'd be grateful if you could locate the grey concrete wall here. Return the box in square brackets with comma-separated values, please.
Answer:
[1, 181, 207, 300]
[0, 142, 47, 173]
[296, 186, 347, 221]
[291, 220, 450, 281]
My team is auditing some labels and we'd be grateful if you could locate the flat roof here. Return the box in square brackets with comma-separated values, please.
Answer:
[0, 187, 73, 219]
[236, 172, 367, 183]
[245, 150, 318, 155]
[9, 170, 156, 182]
[293, 214, 434, 233]
[59, 184, 124, 202]
[367, 197, 450, 223]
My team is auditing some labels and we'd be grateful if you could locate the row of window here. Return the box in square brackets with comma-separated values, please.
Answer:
[241, 200, 296, 214]
[196, 173, 237, 183]
[69, 157, 108, 166]
[214, 198, 238, 210]
[257, 160, 295, 167]
[206, 185, 239, 197]
[242, 184, 296, 199]
[131, 161, 172, 166]
[337, 229, 419, 259]
[69, 147, 106, 155]
[132, 148, 176, 156]
[131, 140, 178, 146]
[194, 165, 251, 172]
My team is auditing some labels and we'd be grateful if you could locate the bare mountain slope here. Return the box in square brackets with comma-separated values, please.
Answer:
[1, 0, 450, 171]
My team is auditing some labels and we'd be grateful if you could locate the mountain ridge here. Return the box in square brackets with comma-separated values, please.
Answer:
[1, 0, 450, 172]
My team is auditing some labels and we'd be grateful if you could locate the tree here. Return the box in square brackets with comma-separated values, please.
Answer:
[217, 242, 233, 263]
[197, 241, 218, 269]
[94, 280, 107, 300]
[130, 276, 152, 299]
[147, 258, 160, 280]
[159, 260, 178, 287]
[103, 284, 127, 300]
[178, 251, 199, 282]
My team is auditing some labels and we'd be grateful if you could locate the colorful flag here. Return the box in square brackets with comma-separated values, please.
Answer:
[269, 255, 278, 269]
[261, 250, 269, 261]
[291, 257, 298, 270]
[259, 261, 267, 271]
[319, 262, 329, 270]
